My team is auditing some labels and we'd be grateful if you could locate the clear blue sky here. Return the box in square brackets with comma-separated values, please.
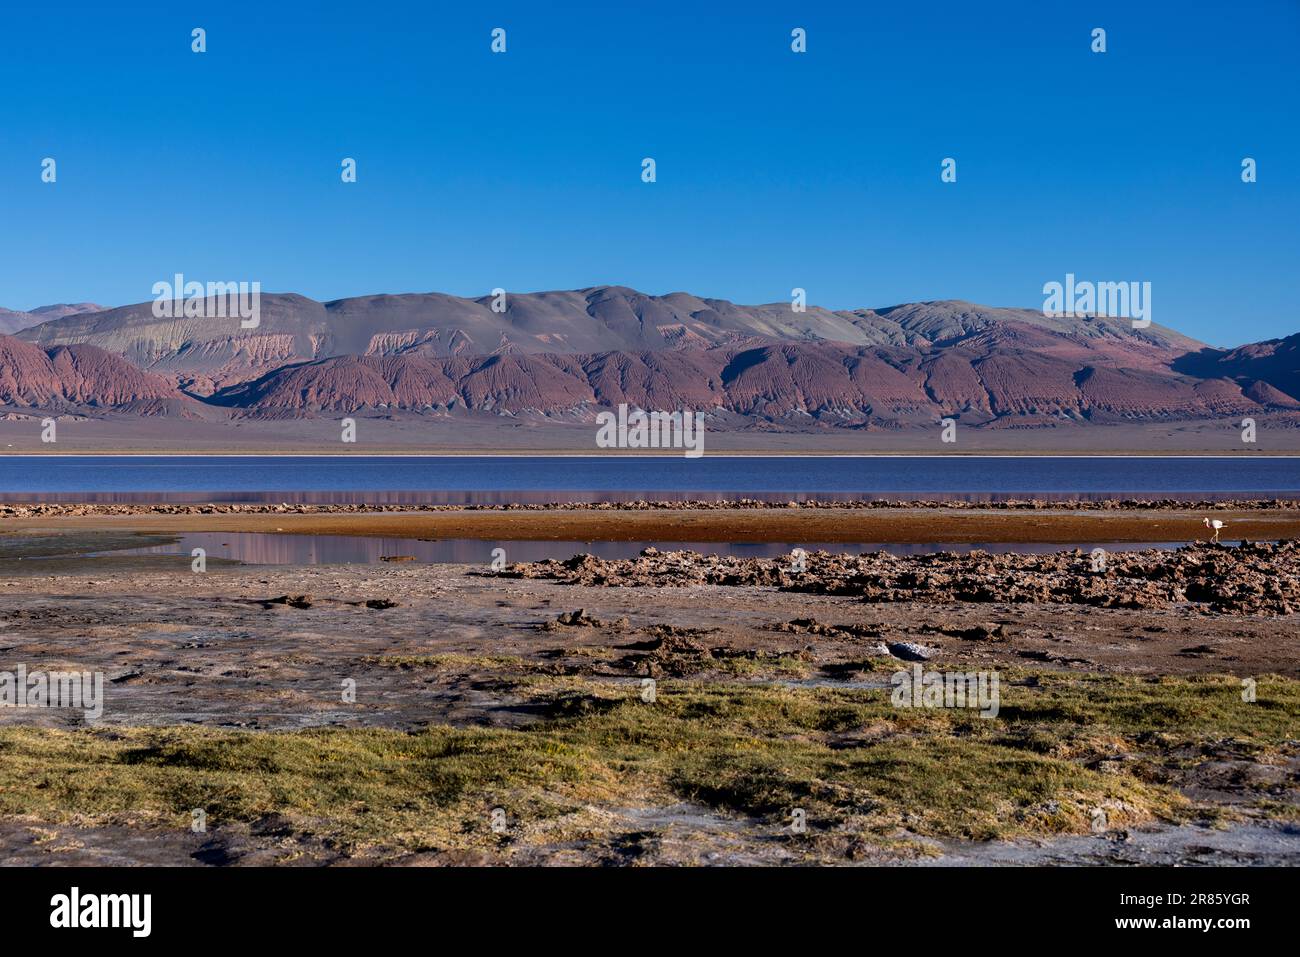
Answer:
[1, 0, 1295, 346]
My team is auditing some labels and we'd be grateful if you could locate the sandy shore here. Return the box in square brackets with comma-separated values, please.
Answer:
[4, 506, 1300, 543]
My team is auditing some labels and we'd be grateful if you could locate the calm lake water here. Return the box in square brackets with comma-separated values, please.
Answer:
[96, 533, 1183, 566]
[0, 455, 1297, 503]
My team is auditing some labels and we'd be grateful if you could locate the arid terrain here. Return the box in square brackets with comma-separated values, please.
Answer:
[0, 505, 1297, 865]
[4, 290, 1300, 453]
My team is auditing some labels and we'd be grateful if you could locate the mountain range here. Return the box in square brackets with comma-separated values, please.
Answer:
[1, 287, 1297, 432]
[0, 303, 106, 336]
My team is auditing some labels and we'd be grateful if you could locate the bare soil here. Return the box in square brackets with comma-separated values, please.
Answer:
[0, 519, 1296, 865]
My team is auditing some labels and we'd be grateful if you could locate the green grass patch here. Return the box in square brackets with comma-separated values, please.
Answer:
[0, 671, 1293, 852]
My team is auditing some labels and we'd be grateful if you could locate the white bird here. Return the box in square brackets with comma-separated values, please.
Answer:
[1203, 517, 1227, 543]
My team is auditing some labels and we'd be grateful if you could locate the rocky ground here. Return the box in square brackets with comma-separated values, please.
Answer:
[504, 541, 1300, 616]
[0, 530, 1296, 865]
[1, 547, 1297, 730]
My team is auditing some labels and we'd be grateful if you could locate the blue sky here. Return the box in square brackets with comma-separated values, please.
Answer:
[1, 0, 1295, 346]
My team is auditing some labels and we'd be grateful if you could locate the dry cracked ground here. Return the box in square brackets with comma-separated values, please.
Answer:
[0, 534, 1297, 866]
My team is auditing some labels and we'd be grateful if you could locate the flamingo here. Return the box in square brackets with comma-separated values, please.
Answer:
[1203, 517, 1227, 543]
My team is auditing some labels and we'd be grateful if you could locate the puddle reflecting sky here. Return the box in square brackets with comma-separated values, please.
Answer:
[100, 532, 1191, 566]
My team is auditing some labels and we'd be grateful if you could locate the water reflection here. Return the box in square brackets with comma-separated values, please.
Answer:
[104, 532, 1190, 566]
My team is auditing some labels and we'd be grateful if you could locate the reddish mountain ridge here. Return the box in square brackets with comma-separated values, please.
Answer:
[1172, 334, 1300, 409]
[4, 289, 1297, 429]
[18, 288, 1202, 393]
[210, 331, 1289, 427]
[0, 335, 181, 411]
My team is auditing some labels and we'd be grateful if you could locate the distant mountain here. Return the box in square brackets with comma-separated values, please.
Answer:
[0, 310, 32, 336]
[1172, 334, 1300, 409]
[5, 287, 1296, 429]
[209, 335, 1274, 426]
[0, 335, 181, 411]
[18, 287, 1202, 392]
[0, 303, 105, 336]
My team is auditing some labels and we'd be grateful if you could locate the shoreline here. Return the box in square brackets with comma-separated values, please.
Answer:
[5, 505, 1299, 544]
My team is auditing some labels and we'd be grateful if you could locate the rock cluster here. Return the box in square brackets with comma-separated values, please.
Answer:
[501, 541, 1300, 616]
